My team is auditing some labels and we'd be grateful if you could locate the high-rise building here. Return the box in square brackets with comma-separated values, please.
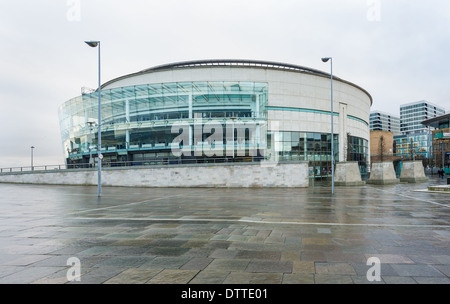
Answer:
[421, 113, 450, 170]
[370, 111, 401, 136]
[400, 101, 445, 135]
[395, 101, 446, 160]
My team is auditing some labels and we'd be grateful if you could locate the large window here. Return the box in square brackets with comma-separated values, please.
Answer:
[59, 81, 269, 163]
[268, 131, 339, 178]
[347, 135, 369, 179]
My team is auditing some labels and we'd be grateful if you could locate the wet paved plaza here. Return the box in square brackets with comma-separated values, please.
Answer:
[0, 177, 449, 284]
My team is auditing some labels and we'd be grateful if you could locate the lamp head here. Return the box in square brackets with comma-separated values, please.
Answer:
[321, 57, 331, 63]
[85, 41, 99, 48]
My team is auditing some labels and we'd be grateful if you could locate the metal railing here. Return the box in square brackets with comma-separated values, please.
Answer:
[0, 164, 65, 173]
[0, 157, 267, 174]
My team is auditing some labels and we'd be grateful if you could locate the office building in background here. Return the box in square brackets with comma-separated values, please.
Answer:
[370, 111, 401, 136]
[394, 101, 446, 160]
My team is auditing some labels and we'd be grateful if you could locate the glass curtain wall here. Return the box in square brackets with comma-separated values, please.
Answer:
[59, 81, 268, 165]
[268, 131, 339, 179]
[347, 135, 369, 179]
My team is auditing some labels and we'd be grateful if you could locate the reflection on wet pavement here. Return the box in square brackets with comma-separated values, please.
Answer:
[0, 177, 448, 284]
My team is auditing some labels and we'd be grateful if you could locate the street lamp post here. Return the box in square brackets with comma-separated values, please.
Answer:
[230, 117, 236, 160]
[31, 146, 35, 171]
[321, 57, 335, 195]
[85, 41, 102, 197]
[427, 126, 431, 167]
[87, 121, 95, 168]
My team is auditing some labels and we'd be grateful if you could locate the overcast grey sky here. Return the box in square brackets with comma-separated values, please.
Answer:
[0, 0, 449, 168]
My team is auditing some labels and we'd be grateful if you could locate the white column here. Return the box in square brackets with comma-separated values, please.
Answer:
[83, 110, 89, 151]
[189, 94, 193, 146]
[126, 130, 130, 149]
[255, 94, 260, 118]
[255, 95, 260, 148]
[125, 99, 130, 148]
[339, 102, 347, 162]
[125, 99, 130, 122]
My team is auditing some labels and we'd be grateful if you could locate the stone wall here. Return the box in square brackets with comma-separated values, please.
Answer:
[334, 161, 364, 186]
[367, 161, 399, 185]
[399, 160, 428, 183]
[0, 162, 309, 188]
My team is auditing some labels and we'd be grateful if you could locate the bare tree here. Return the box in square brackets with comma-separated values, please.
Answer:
[379, 135, 385, 162]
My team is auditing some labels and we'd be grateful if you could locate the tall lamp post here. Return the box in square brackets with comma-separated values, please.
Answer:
[85, 41, 102, 197]
[87, 121, 95, 168]
[31, 146, 35, 171]
[230, 116, 236, 160]
[321, 57, 335, 195]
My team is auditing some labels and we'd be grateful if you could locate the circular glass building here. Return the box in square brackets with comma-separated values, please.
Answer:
[59, 59, 372, 179]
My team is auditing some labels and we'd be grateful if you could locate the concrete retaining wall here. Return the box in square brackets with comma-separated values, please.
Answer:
[367, 161, 399, 185]
[334, 161, 364, 186]
[399, 161, 429, 183]
[0, 162, 309, 188]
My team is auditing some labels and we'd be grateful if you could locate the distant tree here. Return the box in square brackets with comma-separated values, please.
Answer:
[379, 135, 385, 162]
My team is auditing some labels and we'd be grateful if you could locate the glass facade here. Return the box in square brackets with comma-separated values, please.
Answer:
[266, 131, 368, 179]
[400, 101, 445, 135]
[59, 81, 269, 165]
[394, 132, 431, 159]
[370, 111, 400, 136]
[347, 135, 370, 179]
[59, 78, 368, 180]
[268, 131, 339, 178]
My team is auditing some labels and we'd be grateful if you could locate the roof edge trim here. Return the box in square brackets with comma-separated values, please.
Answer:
[100, 59, 373, 105]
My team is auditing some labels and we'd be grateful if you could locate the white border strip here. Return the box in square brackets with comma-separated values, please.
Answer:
[67, 216, 450, 229]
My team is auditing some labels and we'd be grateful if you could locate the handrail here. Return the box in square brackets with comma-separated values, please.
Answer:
[0, 164, 65, 173]
[0, 157, 268, 174]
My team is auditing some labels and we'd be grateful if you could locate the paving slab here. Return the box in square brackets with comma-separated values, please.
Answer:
[104, 268, 162, 284]
[282, 273, 314, 284]
[223, 272, 282, 284]
[205, 259, 250, 272]
[188, 270, 230, 284]
[245, 260, 292, 273]
[146, 269, 199, 284]
[315, 263, 357, 275]
[382, 276, 417, 284]
[390, 264, 445, 277]
[0, 178, 448, 284]
[314, 274, 353, 284]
